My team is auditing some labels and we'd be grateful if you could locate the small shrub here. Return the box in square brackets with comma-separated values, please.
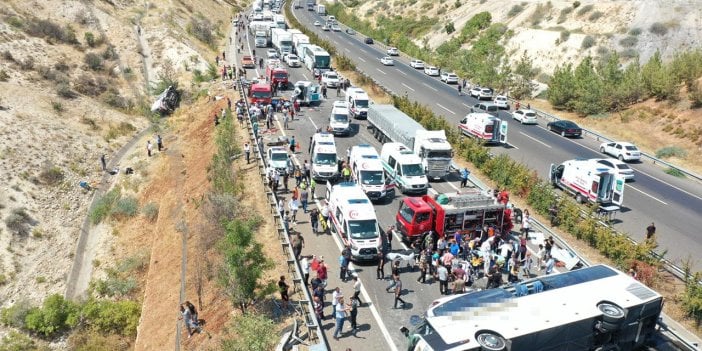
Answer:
[664, 167, 685, 177]
[51, 101, 64, 113]
[90, 188, 121, 224]
[84, 32, 96, 47]
[142, 202, 159, 222]
[0, 331, 48, 351]
[25, 18, 78, 44]
[588, 10, 603, 21]
[4, 208, 32, 236]
[79, 299, 141, 336]
[655, 146, 687, 159]
[619, 35, 638, 48]
[619, 48, 638, 59]
[74, 73, 108, 96]
[581, 35, 596, 49]
[102, 88, 131, 109]
[7, 16, 23, 28]
[90, 274, 138, 298]
[0, 300, 32, 328]
[649, 22, 668, 36]
[56, 83, 77, 99]
[84, 52, 103, 71]
[19, 56, 34, 70]
[508, 4, 524, 17]
[688, 81, 702, 108]
[572, 1, 580, 8]
[102, 45, 118, 60]
[36, 276, 46, 284]
[629, 27, 642, 36]
[576, 4, 593, 16]
[557, 7, 573, 23]
[39, 165, 64, 185]
[445, 22, 455, 34]
[110, 196, 138, 219]
[187, 15, 215, 46]
[560, 30, 570, 43]
[2, 50, 14, 62]
[221, 314, 277, 351]
[24, 295, 79, 337]
[0, 70, 9, 82]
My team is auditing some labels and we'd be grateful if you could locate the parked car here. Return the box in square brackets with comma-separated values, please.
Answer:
[512, 109, 538, 124]
[266, 49, 279, 59]
[595, 158, 635, 181]
[331, 24, 341, 32]
[364, 37, 374, 44]
[440, 72, 459, 84]
[599, 141, 641, 162]
[387, 47, 399, 56]
[345, 28, 356, 35]
[322, 25, 330, 31]
[267, 146, 289, 175]
[546, 120, 582, 137]
[424, 66, 439, 76]
[478, 88, 493, 100]
[469, 86, 482, 98]
[321, 71, 341, 87]
[380, 56, 395, 66]
[285, 54, 300, 67]
[493, 95, 509, 109]
[314, 21, 321, 26]
[409, 59, 425, 69]
[471, 102, 499, 116]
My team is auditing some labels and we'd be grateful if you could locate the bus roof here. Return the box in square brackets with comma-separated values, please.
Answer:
[424, 265, 662, 347]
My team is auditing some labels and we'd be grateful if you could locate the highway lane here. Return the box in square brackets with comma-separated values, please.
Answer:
[292, 8, 702, 270]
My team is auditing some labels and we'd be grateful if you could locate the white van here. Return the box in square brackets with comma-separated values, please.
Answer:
[348, 144, 391, 201]
[329, 100, 350, 136]
[346, 87, 370, 119]
[310, 132, 339, 181]
[380, 143, 428, 194]
[326, 181, 382, 261]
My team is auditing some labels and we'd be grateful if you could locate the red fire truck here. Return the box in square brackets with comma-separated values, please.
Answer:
[395, 190, 512, 242]
[266, 63, 289, 87]
[248, 82, 272, 104]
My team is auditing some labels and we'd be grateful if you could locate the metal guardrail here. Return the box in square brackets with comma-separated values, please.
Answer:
[236, 76, 329, 350]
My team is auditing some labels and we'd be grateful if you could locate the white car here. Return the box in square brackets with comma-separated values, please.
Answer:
[409, 59, 424, 69]
[329, 101, 350, 136]
[321, 71, 341, 87]
[387, 47, 399, 56]
[494, 95, 509, 109]
[322, 25, 329, 31]
[512, 109, 538, 124]
[285, 54, 300, 67]
[440, 72, 458, 84]
[599, 142, 641, 162]
[314, 21, 321, 26]
[595, 158, 635, 181]
[478, 88, 493, 100]
[266, 49, 279, 59]
[424, 66, 439, 76]
[469, 86, 482, 97]
[380, 56, 394, 66]
[331, 24, 341, 32]
[267, 146, 289, 175]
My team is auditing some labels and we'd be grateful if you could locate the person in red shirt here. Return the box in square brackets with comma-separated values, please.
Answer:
[316, 259, 328, 287]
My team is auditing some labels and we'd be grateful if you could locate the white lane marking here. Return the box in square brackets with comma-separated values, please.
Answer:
[628, 185, 668, 205]
[401, 83, 415, 92]
[302, 74, 309, 80]
[308, 116, 318, 130]
[359, 48, 368, 54]
[436, 103, 456, 115]
[345, 48, 350, 53]
[395, 68, 407, 76]
[633, 168, 702, 202]
[314, 197, 400, 351]
[333, 40, 339, 45]
[447, 181, 460, 192]
[376, 68, 387, 75]
[462, 103, 471, 108]
[422, 83, 438, 92]
[519, 131, 552, 148]
[358, 57, 366, 63]
[428, 188, 437, 195]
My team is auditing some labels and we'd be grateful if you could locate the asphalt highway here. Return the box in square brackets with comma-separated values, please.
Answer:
[291, 8, 702, 271]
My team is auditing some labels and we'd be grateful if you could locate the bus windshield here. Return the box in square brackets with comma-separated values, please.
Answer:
[360, 170, 383, 185]
[315, 55, 330, 69]
[348, 220, 378, 239]
[401, 163, 425, 176]
[313, 152, 336, 165]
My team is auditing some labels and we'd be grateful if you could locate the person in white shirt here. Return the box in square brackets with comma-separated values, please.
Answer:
[521, 211, 531, 237]
[244, 143, 251, 164]
[300, 256, 310, 286]
[288, 198, 299, 223]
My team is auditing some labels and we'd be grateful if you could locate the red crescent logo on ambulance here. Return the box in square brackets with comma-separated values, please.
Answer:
[361, 162, 368, 169]
[349, 210, 359, 219]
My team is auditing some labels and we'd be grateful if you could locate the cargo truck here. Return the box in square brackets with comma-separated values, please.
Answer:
[271, 28, 293, 55]
[368, 104, 453, 180]
[292, 33, 310, 55]
[316, 4, 326, 15]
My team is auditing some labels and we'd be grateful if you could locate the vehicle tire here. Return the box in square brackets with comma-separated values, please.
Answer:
[475, 331, 507, 351]
[598, 302, 626, 324]
[600, 147, 606, 153]
[598, 320, 621, 333]
[561, 131, 566, 137]
[575, 193, 585, 204]
[618, 155, 624, 161]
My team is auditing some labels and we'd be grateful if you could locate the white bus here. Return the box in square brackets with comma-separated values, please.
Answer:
[302, 45, 330, 76]
[403, 265, 663, 351]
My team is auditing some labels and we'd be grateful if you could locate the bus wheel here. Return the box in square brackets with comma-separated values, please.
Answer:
[475, 331, 507, 351]
[597, 302, 626, 324]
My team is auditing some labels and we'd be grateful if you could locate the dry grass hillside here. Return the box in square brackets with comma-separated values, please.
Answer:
[0, 0, 245, 347]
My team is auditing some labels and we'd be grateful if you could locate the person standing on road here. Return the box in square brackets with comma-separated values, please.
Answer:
[100, 154, 107, 171]
[393, 275, 407, 309]
[352, 276, 362, 304]
[376, 250, 386, 280]
[244, 142, 251, 164]
[347, 296, 359, 336]
[386, 261, 401, 291]
[317, 258, 328, 287]
[457, 84, 462, 96]
[278, 275, 290, 310]
[339, 250, 350, 282]
[417, 250, 428, 284]
[460, 168, 470, 188]
[300, 187, 309, 213]
[336, 84, 340, 97]
[157, 135, 163, 151]
[646, 222, 656, 241]
[310, 208, 319, 233]
[146, 140, 153, 157]
[333, 296, 348, 340]
[292, 233, 304, 260]
[301, 256, 310, 287]
[437, 264, 449, 295]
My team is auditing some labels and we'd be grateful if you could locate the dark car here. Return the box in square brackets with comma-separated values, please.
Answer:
[364, 37, 374, 44]
[547, 120, 582, 137]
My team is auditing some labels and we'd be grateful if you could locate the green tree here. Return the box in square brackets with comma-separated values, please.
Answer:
[221, 314, 276, 351]
[24, 294, 79, 337]
[641, 51, 677, 100]
[445, 22, 455, 34]
[510, 51, 539, 99]
[571, 56, 605, 115]
[217, 219, 274, 313]
[547, 63, 576, 109]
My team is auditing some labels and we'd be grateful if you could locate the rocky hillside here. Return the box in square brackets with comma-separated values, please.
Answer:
[349, 0, 702, 76]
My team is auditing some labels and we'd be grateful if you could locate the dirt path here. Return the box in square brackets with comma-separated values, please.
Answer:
[64, 7, 157, 299]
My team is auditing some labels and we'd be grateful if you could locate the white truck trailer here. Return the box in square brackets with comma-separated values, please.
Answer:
[368, 104, 453, 180]
[271, 28, 293, 55]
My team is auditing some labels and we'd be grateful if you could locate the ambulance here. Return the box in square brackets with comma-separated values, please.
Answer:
[310, 132, 339, 181]
[380, 143, 428, 194]
[549, 158, 625, 206]
[325, 182, 382, 261]
[348, 144, 392, 201]
[458, 112, 508, 145]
